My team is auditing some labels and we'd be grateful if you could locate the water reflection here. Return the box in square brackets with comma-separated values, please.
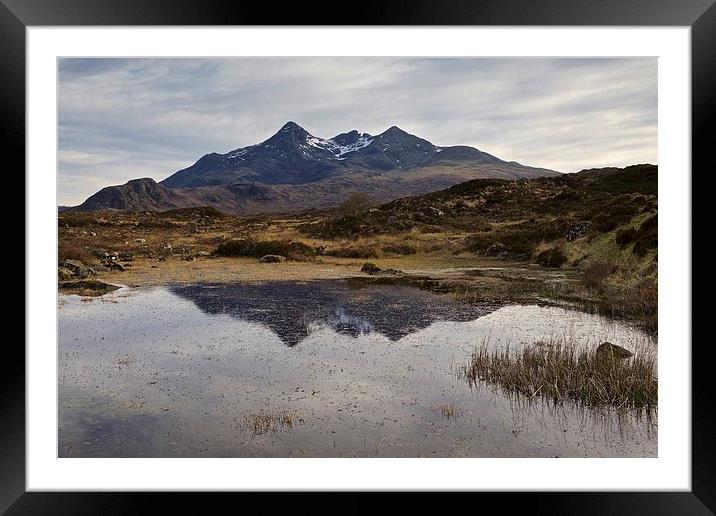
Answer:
[58, 283, 656, 457]
[170, 281, 496, 346]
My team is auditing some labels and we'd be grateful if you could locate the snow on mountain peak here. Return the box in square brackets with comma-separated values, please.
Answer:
[303, 132, 374, 160]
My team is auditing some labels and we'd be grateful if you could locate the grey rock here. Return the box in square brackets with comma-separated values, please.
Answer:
[566, 221, 592, 241]
[595, 342, 633, 360]
[59, 279, 121, 296]
[58, 259, 95, 278]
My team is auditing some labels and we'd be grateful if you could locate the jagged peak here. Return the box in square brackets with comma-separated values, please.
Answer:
[380, 125, 409, 137]
[278, 121, 308, 134]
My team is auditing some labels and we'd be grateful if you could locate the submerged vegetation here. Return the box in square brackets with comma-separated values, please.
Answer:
[463, 340, 657, 413]
[238, 410, 302, 436]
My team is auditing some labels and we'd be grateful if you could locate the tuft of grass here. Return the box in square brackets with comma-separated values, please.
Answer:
[239, 410, 302, 436]
[463, 339, 657, 412]
[437, 403, 463, 420]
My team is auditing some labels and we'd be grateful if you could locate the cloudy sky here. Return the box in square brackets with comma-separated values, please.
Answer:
[58, 57, 657, 206]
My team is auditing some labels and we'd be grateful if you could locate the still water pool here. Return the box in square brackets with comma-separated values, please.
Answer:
[58, 280, 656, 457]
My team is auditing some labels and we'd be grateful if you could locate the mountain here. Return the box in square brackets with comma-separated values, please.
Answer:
[73, 178, 205, 212]
[70, 122, 561, 214]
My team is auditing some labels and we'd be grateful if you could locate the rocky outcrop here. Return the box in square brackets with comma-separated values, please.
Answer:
[59, 280, 121, 296]
[566, 221, 592, 241]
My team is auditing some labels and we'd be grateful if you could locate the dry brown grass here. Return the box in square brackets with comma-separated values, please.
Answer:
[58, 241, 96, 263]
[582, 261, 617, 288]
[463, 339, 657, 413]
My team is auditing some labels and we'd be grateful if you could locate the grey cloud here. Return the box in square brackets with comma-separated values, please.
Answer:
[58, 57, 657, 206]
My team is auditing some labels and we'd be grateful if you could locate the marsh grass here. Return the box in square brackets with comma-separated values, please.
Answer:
[463, 339, 657, 414]
[239, 410, 302, 436]
[437, 403, 464, 420]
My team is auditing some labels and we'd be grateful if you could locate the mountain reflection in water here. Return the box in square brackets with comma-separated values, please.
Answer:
[170, 280, 496, 346]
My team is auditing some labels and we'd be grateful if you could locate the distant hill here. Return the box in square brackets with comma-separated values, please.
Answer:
[302, 164, 658, 245]
[68, 121, 561, 215]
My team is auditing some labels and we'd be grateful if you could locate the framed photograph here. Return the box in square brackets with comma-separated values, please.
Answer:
[7, 0, 712, 512]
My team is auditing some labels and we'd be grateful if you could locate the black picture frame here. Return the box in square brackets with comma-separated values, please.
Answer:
[5, 0, 713, 513]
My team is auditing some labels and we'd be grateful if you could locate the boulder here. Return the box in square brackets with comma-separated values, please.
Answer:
[360, 262, 381, 274]
[595, 342, 633, 360]
[259, 254, 286, 263]
[106, 261, 126, 271]
[485, 242, 507, 257]
[58, 259, 95, 279]
[57, 267, 74, 281]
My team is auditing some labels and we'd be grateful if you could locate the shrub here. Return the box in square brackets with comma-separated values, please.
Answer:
[615, 228, 638, 246]
[582, 261, 617, 289]
[336, 192, 371, 217]
[159, 206, 226, 219]
[382, 243, 417, 255]
[324, 244, 378, 259]
[360, 262, 381, 274]
[632, 214, 658, 256]
[535, 247, 567, 268]
[590, 197, 641, 232]
[213, 239, 314, 260]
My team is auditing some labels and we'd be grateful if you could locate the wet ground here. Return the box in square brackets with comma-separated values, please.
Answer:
[58, 280, 657, 457]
